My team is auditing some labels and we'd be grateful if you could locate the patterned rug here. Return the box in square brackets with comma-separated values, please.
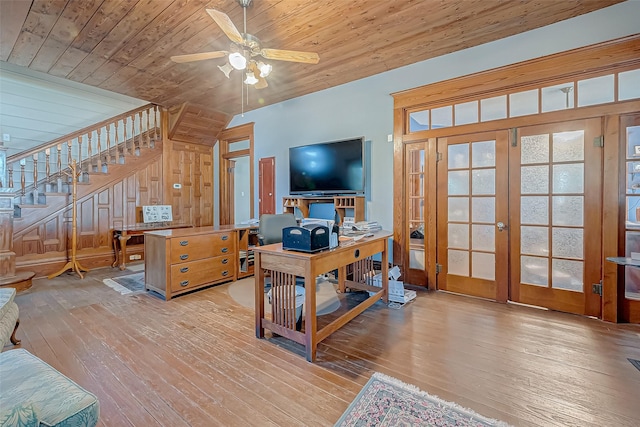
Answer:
[335, 372, 511, 427]
[102, 272, 145, 295]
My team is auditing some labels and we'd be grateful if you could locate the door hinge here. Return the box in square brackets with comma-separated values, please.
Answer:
[436, 152, 443, 162]
[510, 128, 518, 147]
[435, 263, 442, 274]
[594, 135, 604, 147]
[592, 280, 603, 296]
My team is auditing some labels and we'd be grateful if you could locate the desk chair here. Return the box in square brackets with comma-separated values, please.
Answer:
[258, 213, 299, 289]
[308, 203, 340, 224]
[257, 213, 297, 245]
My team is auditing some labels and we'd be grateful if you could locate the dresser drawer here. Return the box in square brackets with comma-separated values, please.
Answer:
[170, 256, 234, 292]
[169, 232, 234, 264]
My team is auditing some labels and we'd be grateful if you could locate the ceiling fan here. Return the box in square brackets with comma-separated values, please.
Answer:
[170, 0, 320, 89]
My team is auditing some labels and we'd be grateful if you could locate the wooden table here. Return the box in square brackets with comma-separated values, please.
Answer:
[254, 230, 392, 362]
[112, 222, 191, 270]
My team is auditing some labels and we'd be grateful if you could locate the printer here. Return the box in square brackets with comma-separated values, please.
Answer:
[282, 222, 338, 253]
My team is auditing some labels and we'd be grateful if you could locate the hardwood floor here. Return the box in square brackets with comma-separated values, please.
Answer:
[7, 266, 640, 427]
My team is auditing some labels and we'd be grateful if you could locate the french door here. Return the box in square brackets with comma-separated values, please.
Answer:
[436, 131, 510, 300]
[436, 119, 603, 316]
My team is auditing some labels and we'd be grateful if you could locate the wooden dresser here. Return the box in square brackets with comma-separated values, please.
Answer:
[144, 227, 236, 300]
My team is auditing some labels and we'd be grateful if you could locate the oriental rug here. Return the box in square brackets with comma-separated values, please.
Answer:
[102, 272, 145, 295]
[335, 372, 511, 427]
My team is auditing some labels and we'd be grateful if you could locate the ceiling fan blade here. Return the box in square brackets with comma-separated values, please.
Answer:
[260, 48, 320, 64]
[206, 8, 243, 44]
[254, 78, 268, 89]
[170, 51, 228, 63]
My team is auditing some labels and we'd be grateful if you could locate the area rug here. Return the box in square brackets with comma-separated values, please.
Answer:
[227, 277, 341, 316]
[126, 263, 145, 272]
[335, 372, 511, 427]
[102, 272, 145, 295]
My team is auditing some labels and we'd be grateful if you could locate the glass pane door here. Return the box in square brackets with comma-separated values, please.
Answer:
[405, 142, 427, 286]
[510, 119, 602, 316]
[436, 131, 509, 300]
[622, 114, 640, 323]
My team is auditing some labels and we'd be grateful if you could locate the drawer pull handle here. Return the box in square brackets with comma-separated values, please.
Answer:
[180, 254, 189, 260]
[222, 258, 229, 264]
[180, 267, 189, 273]
[221, 247, 228, 253]
[222, 270, 229, 276]
[222, 235, 229, 241]
[180, 280, 189, 287]
[179, 240, 189, 246]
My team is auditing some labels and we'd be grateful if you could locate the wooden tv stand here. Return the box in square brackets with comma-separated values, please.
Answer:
[282, 195, 364, 223]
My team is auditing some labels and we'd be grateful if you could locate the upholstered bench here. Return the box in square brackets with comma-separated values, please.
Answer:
[0, 349, 100, 426]
[0, 288, 20, 350]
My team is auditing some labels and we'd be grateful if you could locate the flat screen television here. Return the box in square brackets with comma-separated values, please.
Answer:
[289, 137, 364, 195]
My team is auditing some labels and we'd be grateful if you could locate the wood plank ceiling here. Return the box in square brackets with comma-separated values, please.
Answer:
[1, 0, 624, 120]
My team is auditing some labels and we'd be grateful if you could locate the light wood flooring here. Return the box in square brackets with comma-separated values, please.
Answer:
[6, 265, 640, 427]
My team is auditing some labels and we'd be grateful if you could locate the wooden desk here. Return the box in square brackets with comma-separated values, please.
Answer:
[254, 230, 392, 362]
[112, 222, 191, 270]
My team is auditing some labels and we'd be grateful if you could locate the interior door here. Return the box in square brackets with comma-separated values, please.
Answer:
[259, 157, 275, 215]
[621, 114, 640, 323]
[436, 131, 510, 300]
[405, 141, 427, 287]
[509, 119, 602, 316]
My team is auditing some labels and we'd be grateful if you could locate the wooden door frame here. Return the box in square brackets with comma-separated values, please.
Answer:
[218, 123, 254, 225]
[393, 35, 640, 321]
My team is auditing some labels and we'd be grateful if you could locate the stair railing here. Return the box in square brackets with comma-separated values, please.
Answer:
[5, 104, 161, 203]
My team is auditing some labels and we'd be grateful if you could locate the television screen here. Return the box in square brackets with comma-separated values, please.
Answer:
[289, 137, 364, 195]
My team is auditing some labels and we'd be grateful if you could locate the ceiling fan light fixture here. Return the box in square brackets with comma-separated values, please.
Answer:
[218, 62, 233, 78]
[257, 61, 272, 77]
[229, 52, 247, 70]
[244, 71, 258, 85]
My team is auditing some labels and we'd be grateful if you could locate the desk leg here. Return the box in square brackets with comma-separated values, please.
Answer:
[381, 244, 389, 304]
[255, 252, 265, 338]
[111, 232, 120, 268]
[304, 270, 317, 362]
[118, 233, 131, 270]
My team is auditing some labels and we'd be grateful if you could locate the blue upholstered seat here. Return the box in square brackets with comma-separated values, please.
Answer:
[0, 349, 99, 427]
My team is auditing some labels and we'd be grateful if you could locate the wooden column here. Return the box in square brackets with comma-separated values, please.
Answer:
[0, 188, 35, 291]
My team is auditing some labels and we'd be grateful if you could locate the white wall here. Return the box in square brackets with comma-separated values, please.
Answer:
[0, 61, 147, 157]
[228, 1, 640, 232]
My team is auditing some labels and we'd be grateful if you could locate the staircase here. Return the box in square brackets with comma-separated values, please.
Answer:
[4, 104, 162, 233]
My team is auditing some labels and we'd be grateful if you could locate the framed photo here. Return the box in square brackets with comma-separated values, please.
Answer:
[142, 205, 173, 223]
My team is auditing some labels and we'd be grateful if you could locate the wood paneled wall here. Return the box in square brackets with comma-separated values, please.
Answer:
[166, 140, 214, 228]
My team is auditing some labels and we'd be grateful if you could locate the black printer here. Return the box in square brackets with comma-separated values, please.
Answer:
[282, 224, 330, 253]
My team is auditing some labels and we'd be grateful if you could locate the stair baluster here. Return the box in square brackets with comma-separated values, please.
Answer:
[45, 148, 51, 184]
[123, 117, 128, 160]
[146, 110, 151, 148]
[130, 114, 137, 156]
[114, 121, 120, 164]
[19, 159, 26, 196]
[87, 132, 93, 173]
[57, 144, 63, 190]
[32, 154, 38, 191]
[77, 135, 83, 181]
[154, 105, 160, 142]
[97, 128, 104, 172]
[8, 167, 13, 188]
[106, 125, 112, 165]
[138, 111, 144, 149]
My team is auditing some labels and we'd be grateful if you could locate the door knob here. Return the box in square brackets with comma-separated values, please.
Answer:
[497, 222, 506, 232]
